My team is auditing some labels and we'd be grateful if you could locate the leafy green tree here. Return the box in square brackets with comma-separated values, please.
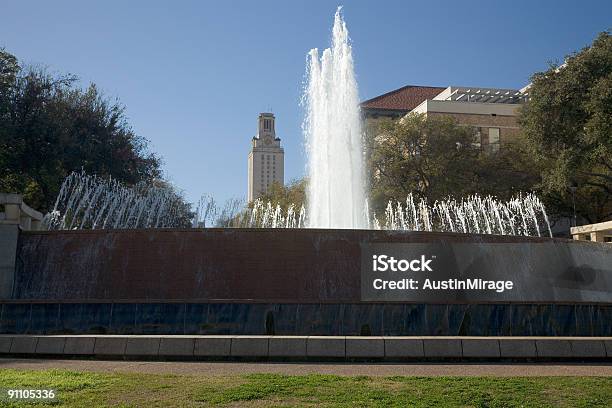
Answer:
[474, 138, 542, 199]
[519, 31, 612, 223]
[367, 114, 538, 212]
[0, 48, 163, 212]
[254, 178, 307, 210]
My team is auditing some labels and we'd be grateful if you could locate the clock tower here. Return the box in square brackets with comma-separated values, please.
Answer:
[247, 113, 284, 202]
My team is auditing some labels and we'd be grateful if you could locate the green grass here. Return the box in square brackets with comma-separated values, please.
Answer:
[0, 369, 610, 407]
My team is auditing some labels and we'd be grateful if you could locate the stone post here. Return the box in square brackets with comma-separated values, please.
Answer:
[0, 224, 19, 299]
[0, 193, 43, 299]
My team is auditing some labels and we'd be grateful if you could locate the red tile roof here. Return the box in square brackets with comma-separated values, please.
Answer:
[361, 85, 446, 112]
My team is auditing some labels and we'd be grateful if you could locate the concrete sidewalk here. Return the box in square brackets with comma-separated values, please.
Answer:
[1, 335, 611, 361]
[1, 358, 611, 376]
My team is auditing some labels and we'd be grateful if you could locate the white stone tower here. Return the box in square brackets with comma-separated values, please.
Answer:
[248, 113, 284, 202]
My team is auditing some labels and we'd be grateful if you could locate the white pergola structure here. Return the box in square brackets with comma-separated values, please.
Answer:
[433, 86, 529, 104]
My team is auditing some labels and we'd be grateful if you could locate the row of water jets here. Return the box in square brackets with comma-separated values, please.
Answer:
[44, 172, 552, 237]
[376, 193, 551, 237]
[235, 193, 551, 237]
[43, 172, 189, 230]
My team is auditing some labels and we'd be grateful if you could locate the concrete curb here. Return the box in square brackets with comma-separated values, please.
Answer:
[0, 335, 610, 361]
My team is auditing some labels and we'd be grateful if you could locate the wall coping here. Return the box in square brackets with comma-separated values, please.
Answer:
[1, 335, 610, 361]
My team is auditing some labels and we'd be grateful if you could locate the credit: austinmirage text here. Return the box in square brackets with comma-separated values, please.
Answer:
[370, 255, 514, 293]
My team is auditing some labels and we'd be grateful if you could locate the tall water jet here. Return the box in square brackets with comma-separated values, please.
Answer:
[303, 7, 366, 228]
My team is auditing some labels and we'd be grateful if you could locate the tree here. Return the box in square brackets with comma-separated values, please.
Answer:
[519, 31, 612, 223]
[149, 179, 194, 228]
[473, 138, 542, 200]
[0, 48, 163, 212]
[254, 178, 307, 210]
[367, 114, 538, 212]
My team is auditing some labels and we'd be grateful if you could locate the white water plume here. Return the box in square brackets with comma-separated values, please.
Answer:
[303, 7, 366, 228]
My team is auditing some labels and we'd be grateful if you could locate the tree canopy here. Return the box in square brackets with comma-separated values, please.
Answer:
[519, 31, 612, 223]
[254, 178, 307, 210]
[367, 114, 539, 212]
[0, 48, 163, 212]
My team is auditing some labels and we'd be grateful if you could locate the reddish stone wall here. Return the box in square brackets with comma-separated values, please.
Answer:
[14, 228, 580, 302]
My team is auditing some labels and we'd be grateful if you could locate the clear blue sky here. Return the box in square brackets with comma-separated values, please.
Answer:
[2, 1, 610, 204]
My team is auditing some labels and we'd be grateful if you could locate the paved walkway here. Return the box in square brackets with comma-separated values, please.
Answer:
[1, 358, 611, 377]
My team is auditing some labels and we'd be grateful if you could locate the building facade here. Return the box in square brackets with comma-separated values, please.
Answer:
[247, 113, 284, 202]
[411, 86, 528, 151]
[361, 85, 446, 141]
[361, 84, 529, 151]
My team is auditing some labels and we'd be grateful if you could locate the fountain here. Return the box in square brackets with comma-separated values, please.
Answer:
[43, 171, 191, 230]
[45, 171, 552, 237]
[45, 8, 553, 238]
[7, 7, 608, 341]
[303, 7, 366, 229]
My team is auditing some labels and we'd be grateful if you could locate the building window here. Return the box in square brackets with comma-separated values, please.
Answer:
[473, 128, 482, 148]
[488, 128, 500, 152]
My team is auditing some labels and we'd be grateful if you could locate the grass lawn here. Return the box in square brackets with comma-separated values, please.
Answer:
[0, 369, 610, 407]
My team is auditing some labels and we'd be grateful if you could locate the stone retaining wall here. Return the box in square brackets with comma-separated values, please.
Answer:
[14, 229, 612, 302]
[6, 229, 611, 337]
